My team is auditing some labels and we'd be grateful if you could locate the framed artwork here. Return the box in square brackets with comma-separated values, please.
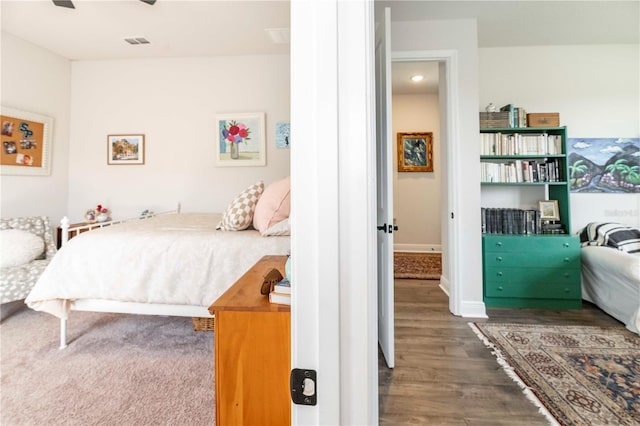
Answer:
[215, 112, 266, 166]
[275, 121, 290, 149]
[1, 106, 53, 176]
[538, 200, 560, 221]
[567, 137, 640, 193]
[107, 134, 145, 165]
[397, 132, 433, 172]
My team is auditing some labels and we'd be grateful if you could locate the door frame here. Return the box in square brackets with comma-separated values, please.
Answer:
[391, 50, 462, 315]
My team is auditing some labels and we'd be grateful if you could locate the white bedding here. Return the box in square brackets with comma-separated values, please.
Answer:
[26, 213, 290, 319]
[581, 245, 640, 334]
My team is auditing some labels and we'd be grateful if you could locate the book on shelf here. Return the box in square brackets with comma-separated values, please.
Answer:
[481, 207, 544, 235]
[273, 278, 291, 294]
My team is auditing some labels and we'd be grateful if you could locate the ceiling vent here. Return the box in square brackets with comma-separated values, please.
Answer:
[124, 37, 151, 45]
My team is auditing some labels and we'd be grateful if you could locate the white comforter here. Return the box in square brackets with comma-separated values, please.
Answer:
[26, 213, 290, 319]
[581, 246, 640, 334]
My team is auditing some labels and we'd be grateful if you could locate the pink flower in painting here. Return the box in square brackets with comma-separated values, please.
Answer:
[222, 120, 252, 144]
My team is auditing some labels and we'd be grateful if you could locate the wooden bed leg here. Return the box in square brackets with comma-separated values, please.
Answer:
[59, 318, 67, 349]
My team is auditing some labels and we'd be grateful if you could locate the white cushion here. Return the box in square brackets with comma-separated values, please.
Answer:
[261, 218, 290, 236]
[216, 181, 264, 231]
[0, 229, 45, 268]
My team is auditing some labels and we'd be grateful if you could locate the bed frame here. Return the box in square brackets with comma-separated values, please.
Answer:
[57, 205, 214, 349]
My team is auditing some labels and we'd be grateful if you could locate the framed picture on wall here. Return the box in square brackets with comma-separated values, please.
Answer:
[107, 134, 145, 165]
[397, 132, 433, 172]
[215, 112, 266, 166]
[1, 106, 53, 176]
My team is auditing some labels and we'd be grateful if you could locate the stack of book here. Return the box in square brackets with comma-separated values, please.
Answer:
[269, 277, 291, 305]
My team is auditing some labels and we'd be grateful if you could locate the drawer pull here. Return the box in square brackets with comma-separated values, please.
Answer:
[564, 288, 571, 293]
[563, 257, 570, 263]
[563, 272, 570, 278]
[495, 242, 503, 247]
[496, 256, 503, 262]
[563, 243, 570, 248]
[496, 272, 503, 277]
[497, 286, 503, 292]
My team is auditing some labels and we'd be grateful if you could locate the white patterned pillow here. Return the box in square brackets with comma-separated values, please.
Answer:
[216, 181, 264, 231]
[0, 229, 45, 268]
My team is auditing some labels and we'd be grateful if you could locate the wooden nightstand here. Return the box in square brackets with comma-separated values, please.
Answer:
[208, 255, 290, 426]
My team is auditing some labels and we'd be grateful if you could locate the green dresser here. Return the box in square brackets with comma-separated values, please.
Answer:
[482, 234, 582, 309]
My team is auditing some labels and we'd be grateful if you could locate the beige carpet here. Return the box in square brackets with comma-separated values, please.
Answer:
[394, 252, 441, 280]
[1, 307, 215, 425]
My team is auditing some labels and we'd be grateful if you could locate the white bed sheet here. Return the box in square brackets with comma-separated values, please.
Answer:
[26, 213, 290, 319]
[581, 245, 640, 334]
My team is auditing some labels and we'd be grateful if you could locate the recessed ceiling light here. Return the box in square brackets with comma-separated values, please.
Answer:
[410, 75, 424, 82]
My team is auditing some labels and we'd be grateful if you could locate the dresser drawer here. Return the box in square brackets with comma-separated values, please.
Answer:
[483, 235, 580, 253]
[484, 252, 580, 269]
[484, 267, 581, 299]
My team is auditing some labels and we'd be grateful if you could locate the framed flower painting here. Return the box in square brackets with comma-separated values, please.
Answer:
[215, 112, 266, 167]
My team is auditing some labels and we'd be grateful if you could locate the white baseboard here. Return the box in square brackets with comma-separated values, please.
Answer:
[394, 243, 442, 253]
[459, 301, 488, 318]
[439, 276, 450, 296]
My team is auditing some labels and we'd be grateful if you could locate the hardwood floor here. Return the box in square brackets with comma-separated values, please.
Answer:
[378, 278, 622, 425]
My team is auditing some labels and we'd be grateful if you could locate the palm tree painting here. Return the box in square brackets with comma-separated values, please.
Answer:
[567, 138, 640, 193]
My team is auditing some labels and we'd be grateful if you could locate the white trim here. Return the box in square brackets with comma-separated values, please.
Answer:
[394, 243, 441, 253]
[439, 276, 450, 296]
[460, 301, 488, 318]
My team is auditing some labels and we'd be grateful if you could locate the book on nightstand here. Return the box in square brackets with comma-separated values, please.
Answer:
[273, 278, 290, 294]
[269, 290, 291, 305]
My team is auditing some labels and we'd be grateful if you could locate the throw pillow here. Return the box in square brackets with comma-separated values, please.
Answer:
[217, 181, 264, 231]
[0, 229, 45, 268]
[262, 218, 291, 236]
[253, 176, 291, 235]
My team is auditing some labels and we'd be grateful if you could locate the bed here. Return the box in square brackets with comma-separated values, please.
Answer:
[579, 222, 640, 334]
[26, 179, 291, 348]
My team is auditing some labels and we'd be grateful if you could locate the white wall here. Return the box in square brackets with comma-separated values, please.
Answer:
[68, 55, 290, 222]
[392, 93, 441, 250]
[1, 33, 71, 225]
[479, 45, 640, 231]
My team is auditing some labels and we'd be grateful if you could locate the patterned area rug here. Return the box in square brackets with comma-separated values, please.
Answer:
[394, 252, 441, 280]
[470, 323, 640, 426]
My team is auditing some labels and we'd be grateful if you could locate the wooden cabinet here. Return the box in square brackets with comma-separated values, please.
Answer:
[480, 126, 582, 308]
[209, 255, 290, 426]
[483, 235, 582, 309]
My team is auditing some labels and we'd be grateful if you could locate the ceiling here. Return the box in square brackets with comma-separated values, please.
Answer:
[1, 1, 637, 62]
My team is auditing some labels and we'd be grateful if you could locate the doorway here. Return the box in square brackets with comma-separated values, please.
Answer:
[390, 60, 443, 257]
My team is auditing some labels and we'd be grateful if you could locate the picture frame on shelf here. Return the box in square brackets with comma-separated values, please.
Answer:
[107, 134, 145, 165]
[538, 200, 560, 221]
[215, 112, 266, 166]
[397, 132, 433, 172]
[84, 209, 97, 223]
[1, 106, 53, 176]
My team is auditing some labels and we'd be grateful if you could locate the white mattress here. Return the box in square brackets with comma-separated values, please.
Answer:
[26, 213, 290, 318]
[581, 245, 640, 334]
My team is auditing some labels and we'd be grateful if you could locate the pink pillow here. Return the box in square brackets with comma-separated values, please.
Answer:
[253, 176, 290, 235]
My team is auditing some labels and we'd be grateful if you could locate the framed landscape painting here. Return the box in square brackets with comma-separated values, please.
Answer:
[216, 112, 266, 166]
[107, 134, 145, 165]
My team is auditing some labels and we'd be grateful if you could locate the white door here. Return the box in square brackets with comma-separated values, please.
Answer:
[375, 7, 394, 369]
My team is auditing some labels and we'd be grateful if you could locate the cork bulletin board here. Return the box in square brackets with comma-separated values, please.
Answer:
[1, 106, 53, 176]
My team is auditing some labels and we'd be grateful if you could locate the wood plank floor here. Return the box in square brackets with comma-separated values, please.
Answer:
[378, 278, 622, 425]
